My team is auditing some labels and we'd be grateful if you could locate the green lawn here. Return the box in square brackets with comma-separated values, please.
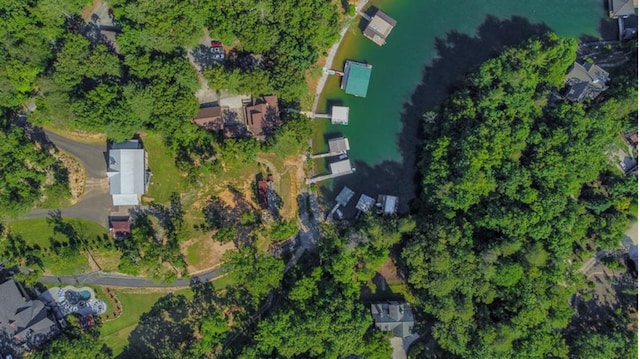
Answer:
[6, 218, 109, 275]
[99, 287, 194, 357]
[100, 290, 167, 356]
[143, 133, 187, 203]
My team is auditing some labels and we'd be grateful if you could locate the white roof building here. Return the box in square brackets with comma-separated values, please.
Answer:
[330, 159, 353, 174]
[331, 106, 349, 125]
[328, 137, 350, 153]
[107, 140, 146, 206]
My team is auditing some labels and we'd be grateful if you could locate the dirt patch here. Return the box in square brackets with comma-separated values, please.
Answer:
[43, 125, 107, 145]
[377, 258, 403, 285]
[217, 189, 238, 208]
[56, 151, 85, 203]
[181, 233, 235, 273]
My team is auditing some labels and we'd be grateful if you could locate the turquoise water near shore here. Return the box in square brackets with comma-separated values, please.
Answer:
[313, 0, 615, 214]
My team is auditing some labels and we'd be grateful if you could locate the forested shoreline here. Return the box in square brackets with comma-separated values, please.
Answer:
[402, 33, 637, 358]
[0, 1, 638, 357]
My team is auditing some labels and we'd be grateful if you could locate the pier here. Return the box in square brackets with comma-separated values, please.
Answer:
[309, 151, 345, 159]
[306, 168, 356, 184]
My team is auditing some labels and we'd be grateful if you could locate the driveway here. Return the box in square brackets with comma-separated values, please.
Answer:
[22, 131, 111, 228]
[38, 266, 226, 288]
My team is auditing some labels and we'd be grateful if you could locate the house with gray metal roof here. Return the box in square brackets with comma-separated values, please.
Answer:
[107, 139, 147, 206]
[371, 301, 414, 337]
[0, 279, 60, 350]
[564, 62, 610, 102]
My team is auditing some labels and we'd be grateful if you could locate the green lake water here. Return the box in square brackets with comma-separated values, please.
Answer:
[313, 0, 616, 214]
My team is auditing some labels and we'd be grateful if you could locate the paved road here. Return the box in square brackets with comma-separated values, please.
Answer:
[39, 266, 225, 288]
[22, 131, 112, 228]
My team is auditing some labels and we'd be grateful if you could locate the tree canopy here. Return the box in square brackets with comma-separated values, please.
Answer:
[402, 33, 638, 358]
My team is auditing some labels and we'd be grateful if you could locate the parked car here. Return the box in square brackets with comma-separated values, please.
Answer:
[211, 40, 223, 47]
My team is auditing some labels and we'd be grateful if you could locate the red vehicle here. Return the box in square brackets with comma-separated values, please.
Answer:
[211, 40, 223, 47]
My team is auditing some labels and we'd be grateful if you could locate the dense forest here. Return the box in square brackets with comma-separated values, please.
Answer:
[402, 33, 637, 358]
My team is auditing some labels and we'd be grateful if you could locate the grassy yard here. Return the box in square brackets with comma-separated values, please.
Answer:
[97, 277, 235, 356]
[142, 132, 188, 203]
[6, 218, 110, 275]
[100, 289, 170, 356]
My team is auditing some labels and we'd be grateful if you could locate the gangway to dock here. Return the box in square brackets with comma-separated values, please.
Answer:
[309, 151, 345, 159]
[306, 168, 356, 184]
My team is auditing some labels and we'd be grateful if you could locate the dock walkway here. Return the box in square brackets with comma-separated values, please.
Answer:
[358, 11, 371, 21]
[306, 169, 355, 184]
[309, 151, 345, 159]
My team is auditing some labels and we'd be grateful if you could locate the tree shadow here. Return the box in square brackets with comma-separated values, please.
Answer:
[320, 16, 556, 218]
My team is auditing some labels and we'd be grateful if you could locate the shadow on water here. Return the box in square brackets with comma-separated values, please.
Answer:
[321, 16, 555, 218]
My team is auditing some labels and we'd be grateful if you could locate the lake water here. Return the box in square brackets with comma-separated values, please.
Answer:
[313, 0, 616, 215]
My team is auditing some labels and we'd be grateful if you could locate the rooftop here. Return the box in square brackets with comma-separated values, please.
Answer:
[244, 95, 279, 140]
[363, 10, 397, 46]
[194, 106, 224, 131]
[0, 279, 60, 348]
[356, 194, 375, 212]
[107, 140, 146, 206]
[331, 106, 349, 125]
[371, 302, 414, 338]
[335, 186, 355, 207]
[330, 159, 353, 174]
[342, 61, 373, 97]
[564, 62, 610, 102]
[328, 137, 350, 153]
[609, 0, 637, 18]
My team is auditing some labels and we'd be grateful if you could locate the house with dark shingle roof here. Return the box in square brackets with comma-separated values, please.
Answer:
[243, 96, 280, 140]
[194, 106, 224, 131]
[564, 62, 610, 102]
[0, 279, 60, 350]
[371, 301, 414, 337]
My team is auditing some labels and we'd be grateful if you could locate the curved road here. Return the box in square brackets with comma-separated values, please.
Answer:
[22, 130, 112, 228]
[39, 266, 226, 288]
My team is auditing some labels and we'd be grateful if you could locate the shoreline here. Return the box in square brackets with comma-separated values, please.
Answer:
[311, 0, 372, 114]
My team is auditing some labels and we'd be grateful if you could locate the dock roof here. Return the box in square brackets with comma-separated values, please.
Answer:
[330, 159, 353, 174]
[364, 10, 397, 46]
[335, 186, 355, 207]
[609, 0, 636, 18]
[331, 106, 349, 125]
[356, 194, 375, 212]
[328, 137, 350, 153]
[342, 61, 372, 97]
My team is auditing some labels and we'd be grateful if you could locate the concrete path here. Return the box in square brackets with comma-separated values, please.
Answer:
[22, 131, 111, 228]
[39, 266, 225, 288]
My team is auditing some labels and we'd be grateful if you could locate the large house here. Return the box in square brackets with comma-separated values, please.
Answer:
[0, 279, 60, 350]
[243, 96, 280, 140]
[564, 62, 610, 102]
[363, 10, 397, 46]
[107, 139, 147, 206]
[371, 301, 414, 338]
